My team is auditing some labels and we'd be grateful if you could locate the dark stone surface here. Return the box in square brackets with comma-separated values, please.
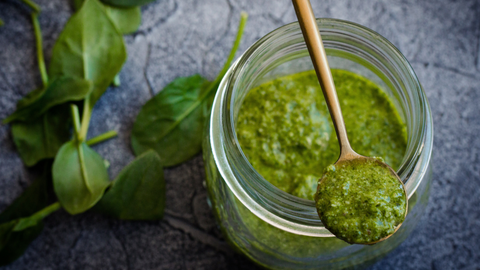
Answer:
[1, 0, 479, 269]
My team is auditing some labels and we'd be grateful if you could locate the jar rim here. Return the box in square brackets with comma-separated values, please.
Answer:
[210, 18, 434, 236]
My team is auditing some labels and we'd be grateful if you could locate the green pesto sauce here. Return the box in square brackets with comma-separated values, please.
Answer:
[315, 159, 407, 244]
[235, 196, 349, 258]
[236, 69, 407, 201]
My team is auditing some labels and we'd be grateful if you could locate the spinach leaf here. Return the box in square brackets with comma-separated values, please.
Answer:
[7, 13, 72, 167]
[3, 77, 92, 124]
[0, 161, 53, 223]
[0, 220, 42, 266]
[131, 75, 210, 166]
[73, 0, 83, 9]
[74, 0, 141, 35]
[105, 6, 141, 34]
[52, 105, 110, 215]
[0, 203, 60, 266]
[52, 140, 110, 215]
[11, 105, 71, 167]
[49, 0, 126, 107]
[101, 0, 155, 8]
[131, 13, 248, 167]
[94, 150, 165, 220]
[12, 203, 61, 232]
[0, 163, 57, 266]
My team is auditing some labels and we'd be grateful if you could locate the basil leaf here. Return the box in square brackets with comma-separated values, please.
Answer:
[3, 77, 92, 124]
[74, 0, 141, 35]
[49, 0, 126, 106]
[52, 141, 110, 215]
[101, 0, 155, 8]
[94, 150, 165, 220]
[11, 105, 71, 167]
[131, 75, 211, 167]
[130, 13, 248, 167]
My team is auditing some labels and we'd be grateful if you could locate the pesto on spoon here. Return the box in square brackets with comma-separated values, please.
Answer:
[316, 158, 407, 244]
[292, 0, 408, 244]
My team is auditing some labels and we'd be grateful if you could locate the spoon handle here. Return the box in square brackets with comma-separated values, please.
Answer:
[292, 0, 355, 158]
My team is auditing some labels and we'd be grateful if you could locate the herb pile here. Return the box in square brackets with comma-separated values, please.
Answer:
[0, 0, 247, 265]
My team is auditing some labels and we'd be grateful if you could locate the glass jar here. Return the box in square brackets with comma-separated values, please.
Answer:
[203, 18, 433, 270]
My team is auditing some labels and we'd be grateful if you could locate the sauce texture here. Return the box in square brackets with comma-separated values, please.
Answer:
[315, 158, 407, 244]
[236, 69, 407, 200]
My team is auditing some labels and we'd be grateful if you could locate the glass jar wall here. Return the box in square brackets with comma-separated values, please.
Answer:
[203, 19, 433, 270]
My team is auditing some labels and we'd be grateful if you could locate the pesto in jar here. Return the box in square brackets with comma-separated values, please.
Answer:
[315, 158, 407, 244]
[236, 69, 407, 201]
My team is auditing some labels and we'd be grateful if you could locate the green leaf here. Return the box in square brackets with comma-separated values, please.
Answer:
[130, 13, 248, 167]
[0, 161, 53, 223]
[73, 0, 84, 9]
[94, 150, 165, 220]
[74, 0, 141, 35]
[0, 225, 42, 266]
[11, 105, 71, 167]
[101, 0, 155, 8]
[13, 203, 61, 232]
[0, 203, 60, 266]
[0, 220, 40, 266]
[52, 141, 110, 214]
[0, 18, 4, 27]
[131, 75, 211, 167]
[0, 222, 17, 250]
[0, 163, 58, 266]
[105, 6, 141, 34]
[3, 77, 92, 124]
[49, 0, 126, 107]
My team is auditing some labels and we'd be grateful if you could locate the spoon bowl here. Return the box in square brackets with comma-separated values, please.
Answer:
[316, 155, 408, 244]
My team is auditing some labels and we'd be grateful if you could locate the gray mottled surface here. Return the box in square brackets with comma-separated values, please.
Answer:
[0, 0, 479, 269]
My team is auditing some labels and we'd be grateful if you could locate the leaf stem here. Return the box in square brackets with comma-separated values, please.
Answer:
[211, 12, 248, 87]
[86, 130, 118, 146]
[79, 97, 92, 142]
[31, 13, 48, 87]
[70, 104, 81, 141]
[75, 101, 93, 193]
[77, 142, 92, 193]
[20, 0, 41, 13]
[13, 202, 61, 232]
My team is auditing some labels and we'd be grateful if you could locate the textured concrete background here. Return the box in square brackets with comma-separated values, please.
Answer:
[0, 0, 479, 269]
